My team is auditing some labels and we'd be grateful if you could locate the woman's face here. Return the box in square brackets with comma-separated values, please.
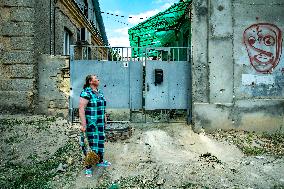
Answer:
[90, 75, 100, 87]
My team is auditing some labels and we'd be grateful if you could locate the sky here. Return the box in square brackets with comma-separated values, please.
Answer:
[99, 0, 179, 47]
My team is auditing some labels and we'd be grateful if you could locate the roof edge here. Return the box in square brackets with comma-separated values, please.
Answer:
[93, 0, 109, 45]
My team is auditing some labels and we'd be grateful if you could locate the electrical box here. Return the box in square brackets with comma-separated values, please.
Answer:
[154, 69, 163, 86]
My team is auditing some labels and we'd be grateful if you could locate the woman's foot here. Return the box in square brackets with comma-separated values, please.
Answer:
[96, 160, 111, 167]
[85, 168, 93, 177]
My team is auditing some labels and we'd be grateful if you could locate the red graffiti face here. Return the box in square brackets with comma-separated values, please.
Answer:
[243, 23, 282, 73]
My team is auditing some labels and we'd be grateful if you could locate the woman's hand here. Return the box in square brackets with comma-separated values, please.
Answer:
[104, 113, 108, 129]
[80, 123, 86, 132]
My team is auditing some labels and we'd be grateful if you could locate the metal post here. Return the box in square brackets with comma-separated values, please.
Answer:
[178, 48, 180, 61]
[173, 48, 175, 61]
[69, 45, 75, 123]
[86, 46, 88, 60]
[127, 47, 129, 61]
[130, 48, 132, 61]
[96, 46, 99, 61]
[70, 45, 74, 61]
[187, 47, 190, 62]
[122, 48, 124, 61]
[128, 52, 132, 121]
[187, 47, 192, 124]
[106, 47, 109, 61]
[101, 48, 103, 61]
[111, 48, 114, 61]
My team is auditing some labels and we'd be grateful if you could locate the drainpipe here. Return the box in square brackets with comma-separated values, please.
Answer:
[53, 0, 58, 55]
[50, 0, 52, 54]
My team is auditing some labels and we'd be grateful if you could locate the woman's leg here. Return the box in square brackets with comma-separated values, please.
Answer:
[97, 151, 104, 163]
[96, 124, 111, 166]
[97, 124, 105, 162]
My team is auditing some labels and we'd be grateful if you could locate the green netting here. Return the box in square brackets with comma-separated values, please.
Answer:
[128, 0, 191, 57]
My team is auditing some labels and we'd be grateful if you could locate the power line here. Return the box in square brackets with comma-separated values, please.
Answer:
[75, 1, 149, 20]
[105, 16, 129, 26]
[75, 1, 189, 21]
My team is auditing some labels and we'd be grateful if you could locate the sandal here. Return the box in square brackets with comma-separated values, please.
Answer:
[85, 168, 93, 177]
[96, 160, 111, 167]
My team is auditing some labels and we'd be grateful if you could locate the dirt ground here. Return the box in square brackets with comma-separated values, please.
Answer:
[0, 115, 283, 189]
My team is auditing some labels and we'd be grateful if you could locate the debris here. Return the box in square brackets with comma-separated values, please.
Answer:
[67, 157, 74, 165]
[199, 153, 222, 164]
[56, 163, 65, 172]
[69, 134, 77, 138]
[62, 164, 68, 169]
[255, 156, 265, 160]
[157, 178, 165, 185]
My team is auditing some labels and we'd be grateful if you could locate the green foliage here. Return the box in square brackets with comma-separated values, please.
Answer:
[210, 129, 284, 157]
[242, 146, 265, 156]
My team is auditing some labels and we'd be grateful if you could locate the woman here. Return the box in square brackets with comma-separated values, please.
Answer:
[79, 74, 111, 177]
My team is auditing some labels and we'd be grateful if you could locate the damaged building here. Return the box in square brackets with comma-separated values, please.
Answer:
[0, 0, 108, 117]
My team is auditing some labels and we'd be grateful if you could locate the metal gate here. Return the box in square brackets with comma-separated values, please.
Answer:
[69, 46, 191, 122]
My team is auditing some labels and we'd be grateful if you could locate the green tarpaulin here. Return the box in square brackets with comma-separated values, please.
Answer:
[128, 0, 191, 57]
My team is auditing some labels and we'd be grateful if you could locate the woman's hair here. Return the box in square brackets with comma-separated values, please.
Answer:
[83, 75, 94, 89]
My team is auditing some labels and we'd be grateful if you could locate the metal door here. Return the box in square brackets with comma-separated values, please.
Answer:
[144, 47, 190, 110]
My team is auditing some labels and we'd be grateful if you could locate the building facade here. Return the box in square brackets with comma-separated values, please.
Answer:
[0, 0, 108, 115]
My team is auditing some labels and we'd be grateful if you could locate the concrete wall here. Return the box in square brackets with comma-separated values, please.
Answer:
[191, 0, 284, 133]
[0, 0, 36, 112]
[36, 55, 70, 118]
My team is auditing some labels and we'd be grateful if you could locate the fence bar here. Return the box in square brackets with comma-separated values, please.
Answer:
[121, 48, 123, 61]
[173, 48, 175, 61]
[106, 47, 108, 61]
[112, 48, 114, 61]
[127, 47, 129, 61]
[96, 47, 99, 61]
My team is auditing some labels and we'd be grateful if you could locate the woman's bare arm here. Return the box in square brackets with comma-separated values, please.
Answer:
[79, 97, 89, 132]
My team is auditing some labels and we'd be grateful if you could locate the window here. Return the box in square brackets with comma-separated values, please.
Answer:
[63, 29, 71, 55]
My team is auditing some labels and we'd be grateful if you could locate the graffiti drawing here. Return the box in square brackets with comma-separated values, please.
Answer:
[243, 23, 282, 73]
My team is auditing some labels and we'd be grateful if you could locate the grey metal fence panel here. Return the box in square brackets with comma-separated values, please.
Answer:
[168, 61, 189, 109]
[129, 62, 143, 109]
[70, 60, 143, 109]
[145, 61, 189, 110]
